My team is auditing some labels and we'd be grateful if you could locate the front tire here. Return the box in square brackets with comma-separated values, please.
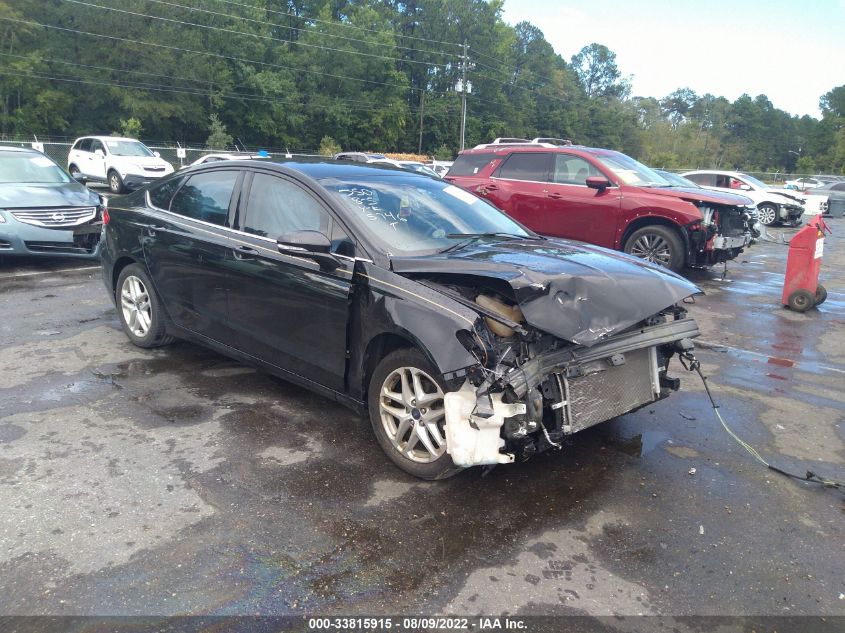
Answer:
[757, 203, 778, 226]
[368, 349, 461, 480]
[108, 169, 125, 194]
[623, 225, 685, 272]
[115, 264, 174, 348]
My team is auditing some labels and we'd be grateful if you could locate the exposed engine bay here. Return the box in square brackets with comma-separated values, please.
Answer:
[687, 202, 760, 267]
[413, 278, 700, 467]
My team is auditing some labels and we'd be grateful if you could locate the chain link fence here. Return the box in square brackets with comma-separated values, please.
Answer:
[0, 138, 324, 172]
[1, 137, 841, 184]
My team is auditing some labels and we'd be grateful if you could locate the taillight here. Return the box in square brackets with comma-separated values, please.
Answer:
[103, 208, 110, 225]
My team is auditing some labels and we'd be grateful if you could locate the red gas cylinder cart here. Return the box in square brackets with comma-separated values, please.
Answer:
[782, 215, 830, 312]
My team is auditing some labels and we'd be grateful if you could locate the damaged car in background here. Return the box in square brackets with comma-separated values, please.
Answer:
[101, 161, 701, 479]
[0, 146, 104, 258]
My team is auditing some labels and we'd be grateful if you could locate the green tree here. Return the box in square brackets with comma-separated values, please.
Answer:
[318, 135, 341, 156]
[206, 114, 233, 150]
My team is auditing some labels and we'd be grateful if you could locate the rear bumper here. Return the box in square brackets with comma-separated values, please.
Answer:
[122, 174, 163, 190]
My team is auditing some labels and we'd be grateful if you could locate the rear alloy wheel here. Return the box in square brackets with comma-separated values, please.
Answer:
[368, 349, 461, 480]
[624, 225, 685, 271]
[115, 264, 174, 348]
[69, 164, 81, 179]
[757, 203, 778, 226]
[108, 170, 125, 194]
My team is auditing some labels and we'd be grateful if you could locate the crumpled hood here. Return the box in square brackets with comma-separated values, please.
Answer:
[766, 189, 805, 205]
[391, 237, 701, 346]
[0, 182, 99, 208]
[644, 186, 754, 207]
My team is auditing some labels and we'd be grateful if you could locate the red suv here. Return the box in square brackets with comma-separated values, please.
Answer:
[445, 139, 757, 272]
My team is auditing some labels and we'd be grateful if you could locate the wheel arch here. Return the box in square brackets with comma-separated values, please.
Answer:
[360, 331, 439, 403]
[620, 215, 689, 252]
[111, 256, 138, 295]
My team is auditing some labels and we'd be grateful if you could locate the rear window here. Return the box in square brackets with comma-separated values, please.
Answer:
[685, 173, 716, 187]
[496, 152, 551, 181]
[447, 153, 495, 176]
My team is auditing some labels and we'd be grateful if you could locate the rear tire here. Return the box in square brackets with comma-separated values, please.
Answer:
[815, 284, 827, 306]
[623, 225, 685, 272]
[368, 348, 462, 480]
[115, 264, 174, 348]
[69, 164, 81, 178]
[108, 169, 125, 194]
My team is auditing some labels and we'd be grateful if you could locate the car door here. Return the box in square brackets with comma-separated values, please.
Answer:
[225, 170, 354, 391]
[539, 153, 621, 246]
[142, 169, 243, 343]
[484, 152, 551, 229]
[74, 139, 93, 177]
[88, 139, 108, 181]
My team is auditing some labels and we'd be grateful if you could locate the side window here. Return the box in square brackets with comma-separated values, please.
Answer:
[148, 176, 185, 210]
[169, 170, 239, 226]
[686, 173, 716, 186]
[78, 139, 92, 153]
[90, 140, 104, 154]
[551, 154, 601, 185]
[244, 173, 329, 239]
[833, 183, 845, 191]
[496, 153, 551, 181]
[447, 153, 495, 176]
[330, 221, 355, 257]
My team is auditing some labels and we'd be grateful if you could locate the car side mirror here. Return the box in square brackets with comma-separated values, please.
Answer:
[586, 176, 611, 190]
[94, 149, 105, 158]
[277, 230, 340, 270]
[153, 151, 161, 158]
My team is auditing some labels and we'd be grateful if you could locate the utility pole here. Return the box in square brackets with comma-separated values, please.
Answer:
[460, 41, 468, 152]
[418, 89, 425, 155]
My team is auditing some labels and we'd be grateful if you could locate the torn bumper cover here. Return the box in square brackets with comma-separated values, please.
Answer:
[444, 317, 700, 467]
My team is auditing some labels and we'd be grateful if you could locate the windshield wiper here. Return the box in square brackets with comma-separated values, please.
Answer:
[439, 232, 535, 254]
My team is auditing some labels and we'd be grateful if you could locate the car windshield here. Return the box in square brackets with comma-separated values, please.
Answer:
[105, 140, 155, 157]
[737, 173, 768, 189]
[593, 151, 671, 187]
[320, 174, 532, 255]
[0, 152, 71, 184]
[657, 170, 698, 187]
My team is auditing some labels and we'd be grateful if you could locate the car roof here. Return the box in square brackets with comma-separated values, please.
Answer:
[75, 135, 143, 142]
[0, 146, 38, 154]
[459, 144, 621, 158]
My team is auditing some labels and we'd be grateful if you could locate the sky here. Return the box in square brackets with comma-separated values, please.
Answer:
[501, 0, 845, 118]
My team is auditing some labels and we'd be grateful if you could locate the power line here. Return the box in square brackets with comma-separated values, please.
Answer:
[206, 0, 466, 51]
[0, 16, 426, 93]
[141, 0, 461, 61]
[0, 67, 442, 114]
[0, 51, 391, 110]
[64, 0, 451, 69]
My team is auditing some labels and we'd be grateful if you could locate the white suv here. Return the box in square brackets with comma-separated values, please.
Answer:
[682, 170, 805, 226]
[67, 136, 174, 193]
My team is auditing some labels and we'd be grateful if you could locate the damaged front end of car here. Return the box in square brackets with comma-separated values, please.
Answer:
[393, 252, 701, 468]
[686, 202, 759, 267]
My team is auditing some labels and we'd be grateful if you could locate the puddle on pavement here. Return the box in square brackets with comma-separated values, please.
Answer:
[612, 431, 670, 457]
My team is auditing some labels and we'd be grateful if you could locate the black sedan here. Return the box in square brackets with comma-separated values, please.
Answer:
[101, 160, 701, 479]
[0, 146, 104, 258]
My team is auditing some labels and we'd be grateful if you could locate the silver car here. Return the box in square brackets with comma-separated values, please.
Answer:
[0, 146, 105, 259]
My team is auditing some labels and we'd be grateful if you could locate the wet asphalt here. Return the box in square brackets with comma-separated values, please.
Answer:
[0, 219, 843, 621]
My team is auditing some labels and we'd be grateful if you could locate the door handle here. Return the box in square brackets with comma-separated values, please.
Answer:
[547, 192, 564, 200]
[144, 224, 165, 237]
[232, 245, 258, 260]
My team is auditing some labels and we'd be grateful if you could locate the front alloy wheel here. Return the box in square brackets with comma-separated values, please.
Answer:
[757, 203, 778, 226]
[624, 225, 684, 271]
[368, 349, 460, 479]
[379, 366, 446, 463]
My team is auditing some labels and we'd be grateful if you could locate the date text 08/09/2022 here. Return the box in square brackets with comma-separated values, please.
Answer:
[307, 616, 528, 630]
